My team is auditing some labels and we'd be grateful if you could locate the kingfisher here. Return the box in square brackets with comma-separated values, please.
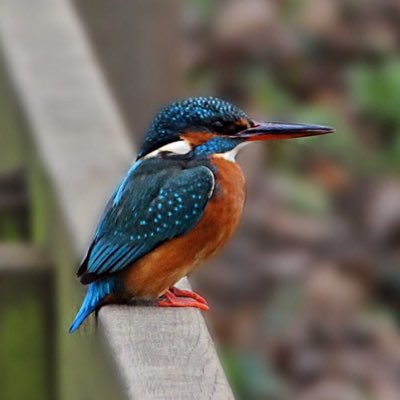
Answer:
[69, 97, 334, 333]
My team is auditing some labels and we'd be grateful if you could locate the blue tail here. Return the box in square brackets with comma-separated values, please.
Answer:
[69, 279, 115, 333]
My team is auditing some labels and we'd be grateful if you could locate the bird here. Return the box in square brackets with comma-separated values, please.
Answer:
[69, 96, 334, 333]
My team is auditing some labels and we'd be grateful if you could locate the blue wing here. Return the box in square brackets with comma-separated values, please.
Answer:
[77, 158, 215, 284]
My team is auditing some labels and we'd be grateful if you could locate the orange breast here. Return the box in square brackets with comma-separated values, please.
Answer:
[122, 156, 245, 299]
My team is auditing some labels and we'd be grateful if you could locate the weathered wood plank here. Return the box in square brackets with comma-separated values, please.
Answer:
[100, 274, 232, 399]
[100, 305, 234, 400]
[0, 1, 234, 398]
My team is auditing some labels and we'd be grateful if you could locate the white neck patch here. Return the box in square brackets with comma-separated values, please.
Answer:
[142, 139, 250, 162]
[142, 140, 192, 159]
[214, 141, 250, 162]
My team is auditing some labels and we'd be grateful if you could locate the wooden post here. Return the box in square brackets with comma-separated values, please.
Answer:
[0, 0, 234, 398]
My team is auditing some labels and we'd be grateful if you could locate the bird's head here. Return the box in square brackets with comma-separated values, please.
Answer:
[137, 97, 334, 160]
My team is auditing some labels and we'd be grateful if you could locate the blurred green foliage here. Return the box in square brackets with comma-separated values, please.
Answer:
[350, 59, 400, 124]
[350, 58, 400, 171]
[0, 294, 47, 400]
[221, 350, 289, 400]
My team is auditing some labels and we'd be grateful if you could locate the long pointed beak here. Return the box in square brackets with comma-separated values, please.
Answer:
[236, 122, 335, 141]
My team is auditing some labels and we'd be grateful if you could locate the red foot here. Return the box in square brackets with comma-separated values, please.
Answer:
[169, 287, 208, 305]
[157, 288, 209, 311]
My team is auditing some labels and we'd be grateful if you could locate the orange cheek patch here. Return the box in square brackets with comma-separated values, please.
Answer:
[235, 118, 251, 129]
[181, 132, 215, 146]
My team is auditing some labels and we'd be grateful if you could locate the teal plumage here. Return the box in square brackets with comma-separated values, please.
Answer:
[70, 158, 214, 332]
[70, 96, 334, 332]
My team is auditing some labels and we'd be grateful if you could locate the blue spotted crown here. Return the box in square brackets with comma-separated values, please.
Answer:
[137, 97, 248, 158]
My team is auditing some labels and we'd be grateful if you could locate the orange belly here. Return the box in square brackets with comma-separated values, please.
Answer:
[122, 156, 245, 299]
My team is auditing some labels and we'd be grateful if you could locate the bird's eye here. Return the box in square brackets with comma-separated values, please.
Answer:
[211, 121, 225, 133]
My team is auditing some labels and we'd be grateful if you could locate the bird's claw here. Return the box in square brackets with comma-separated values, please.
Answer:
[157, 288, 209, 311]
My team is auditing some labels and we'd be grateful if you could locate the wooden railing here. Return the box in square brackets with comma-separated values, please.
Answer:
[0, 0, 234, 398]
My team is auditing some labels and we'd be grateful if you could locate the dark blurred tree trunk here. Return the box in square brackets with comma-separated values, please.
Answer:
[74, 0, 184, 143]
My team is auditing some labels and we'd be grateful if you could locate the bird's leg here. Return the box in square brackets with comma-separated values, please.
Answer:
[157, 289, 209, 311]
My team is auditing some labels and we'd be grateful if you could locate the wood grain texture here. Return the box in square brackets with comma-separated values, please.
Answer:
[99, 304, 234, 400]
[0, 1, 234, 398]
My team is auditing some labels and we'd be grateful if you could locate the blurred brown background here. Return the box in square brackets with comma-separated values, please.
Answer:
[1, 0, 400, 399]
[183, 2, 400, 399]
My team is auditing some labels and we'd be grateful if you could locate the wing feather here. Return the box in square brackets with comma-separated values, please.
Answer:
[78, 159, 215, 284]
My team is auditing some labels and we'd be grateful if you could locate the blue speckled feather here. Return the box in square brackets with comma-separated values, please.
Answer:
[78, 157, 215, 283]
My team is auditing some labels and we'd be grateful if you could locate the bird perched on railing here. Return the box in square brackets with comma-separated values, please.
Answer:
[70, 97, 334, 333]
